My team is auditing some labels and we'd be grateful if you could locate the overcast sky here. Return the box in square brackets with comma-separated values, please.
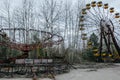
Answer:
[0, 0, 119, 11]
[0, 0, 119, 17]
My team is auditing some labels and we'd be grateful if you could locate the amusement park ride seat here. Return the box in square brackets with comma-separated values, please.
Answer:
[0, 28, 63, 64]
[0, 28, 67, 78]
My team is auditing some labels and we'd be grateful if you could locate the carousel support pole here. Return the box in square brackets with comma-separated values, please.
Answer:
[32, 68, 38, 80]
[11, 66, 13, 77]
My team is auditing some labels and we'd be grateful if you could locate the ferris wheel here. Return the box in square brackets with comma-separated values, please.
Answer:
[79, 1, 120, 61]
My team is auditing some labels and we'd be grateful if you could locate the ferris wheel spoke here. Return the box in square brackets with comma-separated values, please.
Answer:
[82, 23, 97, 26]
[102, 7, 106, 20]
[84, 19, 99, 26]
[114, 26, 120, 30]
[98, 7, 105, 19]
[114, 31, 120, 37]
[85, 14, 99, 22]
[114, 35, 120, 44]
[110, 14, 115, 19]
[102, 9, 109, 20]
[112, 25, 120, 29]
[108, 12, 117, 21]
[85, 16, 100, 25]
[105, 9, 109, 20]
[93, 7, 103, 20]
[111, 19, 120, 24]
[86, 28, 100, 34]
[87, 9, 101, 21]
[83, 24, 99, 30]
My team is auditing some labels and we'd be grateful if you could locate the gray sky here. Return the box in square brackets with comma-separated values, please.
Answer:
[0, 0, 119, 19]
[0, 0, 119, 11]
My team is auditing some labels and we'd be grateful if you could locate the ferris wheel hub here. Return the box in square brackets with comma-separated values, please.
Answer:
[100, 19, 114, 33]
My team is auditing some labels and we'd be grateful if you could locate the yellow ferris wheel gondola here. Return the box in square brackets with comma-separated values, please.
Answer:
[82, 8, 87, 14]
[86, 4, 91, 10]
[101, 53, 106, 57]
[110, 7, 114, 13]
[91, 1, 96, 7]
[87, 41, 92, 48]
[93, 49, 98, 53]
[81, 33, 87, 36]
[94, 53, 100, 57]
[97, 1, 102, 7]
[80, 16, 85, 21]
[104, 3, 108, 9]
[82, 37, 87, 40]
[79, 24, 84, 27]
[88, 41, 92, 45]
[80, 27, 85, 31]
[115, 13, 120, 18]
[109, 54, 112, 57]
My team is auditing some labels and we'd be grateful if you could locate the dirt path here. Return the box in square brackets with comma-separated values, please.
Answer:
[0, 64, 120, 80]
[56, 64, 120, 80]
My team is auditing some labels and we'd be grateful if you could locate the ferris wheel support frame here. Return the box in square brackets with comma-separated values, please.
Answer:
[99, 19, 120, 60]
[80, 1, 120, 61]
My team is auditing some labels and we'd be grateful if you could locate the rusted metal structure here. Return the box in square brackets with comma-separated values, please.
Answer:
[0, 28, 63, 63]
[0, 28, 69, 78]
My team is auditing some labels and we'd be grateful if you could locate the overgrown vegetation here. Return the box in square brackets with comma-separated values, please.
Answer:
[0, 0, 100, 63]
[82, 33, 99, 62]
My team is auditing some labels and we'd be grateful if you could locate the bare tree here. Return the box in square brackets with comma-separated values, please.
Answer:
[62, 0, 85, 63]
[39, 0, 63, 33]
[0, 0, 85, 62]
[12, 0, 35, 43]
[38, 0, 63, 56]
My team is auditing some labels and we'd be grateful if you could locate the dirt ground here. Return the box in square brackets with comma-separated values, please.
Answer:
[56, 63, 120, 80]
[0, 63, 120, 80]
